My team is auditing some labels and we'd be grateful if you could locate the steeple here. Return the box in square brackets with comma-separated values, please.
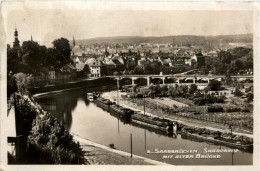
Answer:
[73, 36, 76, 47]
[13, 26, 20, 48]
[31, 34, 33, 41]
[105, 45, 109, 57]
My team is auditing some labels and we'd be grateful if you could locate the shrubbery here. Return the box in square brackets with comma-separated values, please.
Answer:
[225, 107, 241, 112]
[246, 93, 253, 102]
[8, 73, 86, 164]
[241, 107, 251, 112]
[234, 87, 243, 96]
[208, 106, 224, 113]
[207, 80, 222, 91]
[13, 93, 40, 136]
[194, 97, 207, 106]
[194, 95, 225, 106]
[27, 113, 85, 164]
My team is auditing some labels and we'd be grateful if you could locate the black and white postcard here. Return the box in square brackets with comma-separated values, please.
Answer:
[0, 1, 259, 171]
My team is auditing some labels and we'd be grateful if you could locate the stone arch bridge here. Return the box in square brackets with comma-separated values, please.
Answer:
[107, 74, 253, 86]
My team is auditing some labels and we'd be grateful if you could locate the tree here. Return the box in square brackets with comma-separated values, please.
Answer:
[7, 73, 18, 97]
[180, 85, 188, 97]
[208, 80, 221, 91]
[154, 84, 161, 95]
[133, 66, 144, 75]
[234, 87, 242, 97]
[7, 44, 22, 74]
[246, 93, 253, 102]
[123, 70, 129, 75]
[212, 61, 228, 75]
[143, 63, 153, 74]
[244, 51, 253, 69]
[167, 85, 175, 97]
[12, 73, 32, 95]
[150, 61, 162, 74]
[229, 59, 244, 75]
[52, 38, 72, 68]
[21, 41, 45, 73]
[133, 85, 137, 95]
[113, 71, 119, 76]
[189, 84, 198, 94]
[161, 85, 168, 92]
[149, 85, 155, 97]
[234, 60, 244, 72]
[83, 64, 90, 76]
[218, 51, 232, 64]
[28, 113, 85, 164]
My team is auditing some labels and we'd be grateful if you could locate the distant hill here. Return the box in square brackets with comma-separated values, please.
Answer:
[72, 34, 253, 47]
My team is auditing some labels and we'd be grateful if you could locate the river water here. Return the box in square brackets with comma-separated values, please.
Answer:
[35, 86, 252, 165]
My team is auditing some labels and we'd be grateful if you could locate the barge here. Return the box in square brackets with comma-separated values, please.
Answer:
[110, 104, 134, 118]
[131, 112, 173, 132]
[96, 97, 113, 112]
[181, 127, 253, 152]
[130, 121, 176, 138]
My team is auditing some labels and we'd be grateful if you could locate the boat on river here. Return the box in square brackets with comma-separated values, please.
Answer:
[130, 121, 176, 138]
[86, 93, 94, 101]
[131, 112, 173, 132]
[181, 127, 253, 152]
[110, 104, 134, 118]
[95, 97, 114, 111]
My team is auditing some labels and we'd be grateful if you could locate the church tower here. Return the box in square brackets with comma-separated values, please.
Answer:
[13, 26, 20, 48]
[31, 34, 33, 41]
[73, 36, 76, 47]
[104, 45, 109, 57]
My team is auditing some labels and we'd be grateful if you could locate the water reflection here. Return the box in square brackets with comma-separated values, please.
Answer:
[36, 92, 78, 129]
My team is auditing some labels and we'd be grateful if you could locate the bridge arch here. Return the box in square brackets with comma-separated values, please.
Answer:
[165, 77, 177, 84]
[150, 77, 164, 85]
[135, 77, 149, 86]
[119, 77, 132, 85]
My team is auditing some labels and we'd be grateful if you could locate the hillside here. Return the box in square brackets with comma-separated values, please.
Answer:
[72, 34, 253, 47]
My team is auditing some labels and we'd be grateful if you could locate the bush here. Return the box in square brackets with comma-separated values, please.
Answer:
[225, 107, 241, 112]
[8, 73, 32, 97]
[208, 80, 222, 91]
[234, 87, 242, 96]
[12, 93, 40, 136]
[136, 93, 143, 98]
[241, 107, 250, 112]
[208, 106, 224, 113]
[194, 95, 225, 106]
[246, 93, 253, 102]
[194, 97, 207, 106]
[189, 84, 198, 94]
[28, 113, 85, 164]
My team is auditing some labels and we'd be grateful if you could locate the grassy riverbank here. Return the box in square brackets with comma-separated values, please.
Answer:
[102, 91, 253, 138]
[79, 142, 152, 165]
[72, 134, 167, 165]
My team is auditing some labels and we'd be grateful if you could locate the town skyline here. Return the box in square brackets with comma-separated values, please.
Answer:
[7, 10, 253, 47]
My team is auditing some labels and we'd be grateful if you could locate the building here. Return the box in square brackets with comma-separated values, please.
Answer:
[87, 58, 103, 77]
[49, 69, 55, 80]
[13, 27, 20, 49]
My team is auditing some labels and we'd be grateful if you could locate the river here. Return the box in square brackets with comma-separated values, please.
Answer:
[35, 85, 252, 165]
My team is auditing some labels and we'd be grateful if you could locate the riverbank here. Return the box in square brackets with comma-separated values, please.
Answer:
[30, 77, 115, 94]
[102, 91, 253, 138]
[72, 133, 168, 165]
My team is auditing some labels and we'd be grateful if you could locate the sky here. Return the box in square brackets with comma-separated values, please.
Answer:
[6, 10, 253, 47]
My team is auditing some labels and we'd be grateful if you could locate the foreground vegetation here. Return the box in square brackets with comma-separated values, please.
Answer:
[8, 73, 86, 164]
